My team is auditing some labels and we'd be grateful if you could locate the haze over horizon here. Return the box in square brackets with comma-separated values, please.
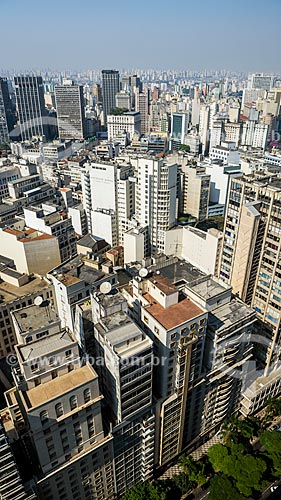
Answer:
[1, 0, 280, 73]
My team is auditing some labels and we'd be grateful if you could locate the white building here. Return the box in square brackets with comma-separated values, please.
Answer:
[107, 112, 141, 141]
[204, 160, 241, 206]
[199, 105, 210, 155]
[81, 160, 135, 245]
[210, 145, 240, 165]
[164, 226, 223, 276]
[135, 157, 177, 253]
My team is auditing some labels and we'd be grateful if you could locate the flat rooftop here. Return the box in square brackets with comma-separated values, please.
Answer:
[25, 364, 97, 409]
[97, 315, 151, 359]
[96, 310, 130, 333]
[143, 293, 204, 330]
[13, 304, 59, 333]
[149, 275, 177, 295]
[18, 330, 73, 362]
[208, 298, 255, 333]
[95, 289, 126, 309]
[159, 260, 206, 286]
[0, 276, 51, 304]
[187, 276, 230, 300]
[52, 256, 112, 286]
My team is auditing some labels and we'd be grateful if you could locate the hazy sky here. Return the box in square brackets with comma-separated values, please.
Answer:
[1, 0, 280, 72]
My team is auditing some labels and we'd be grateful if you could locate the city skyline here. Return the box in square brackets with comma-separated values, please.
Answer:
[1, 0, 281, 72]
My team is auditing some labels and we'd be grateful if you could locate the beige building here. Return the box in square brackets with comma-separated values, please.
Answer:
[0, 224, 61, 276]
[4, 304, 115, 500]
[220, 172, 281, 371]
[0, 263, 55, 359]
[181, 165, 210, 219]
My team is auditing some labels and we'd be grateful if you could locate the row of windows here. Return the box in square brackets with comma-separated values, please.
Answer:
[40, 389, 92, 422]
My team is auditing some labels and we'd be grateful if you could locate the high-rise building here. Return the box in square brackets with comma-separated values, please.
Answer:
[101, 70, 120, 124]
[5, 303, 115, 500]
[135, 157, 177, 253]
[199, 104, 210, 155]
[14, 76, 48, 141]
[171, 112, 189, 144]
[219, 172, 281, 371]
[107, 111, 141, 141]
[81, 160, 135, 246]
[115, 90, 131, 111]
[55, 80, 86, 140]
[0, 77, 15, 144]
[248, 73, 275, 91]
[92, 290, 154, 496]
[181, 165, 210, 220]
[135, 88, 149, 135]
[0, 421, 36, 499]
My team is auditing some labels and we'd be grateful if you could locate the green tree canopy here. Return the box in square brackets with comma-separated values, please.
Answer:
[260, 430, 281, 475]
[207, 443, 229, 472]
[265, 397, 281, 420]
[208, 442, 267, 497]
[121, 481, 171, 500]
[209, 475, 246, 500]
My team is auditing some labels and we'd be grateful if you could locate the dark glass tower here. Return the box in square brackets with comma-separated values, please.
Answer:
[101, 70, 120, 124]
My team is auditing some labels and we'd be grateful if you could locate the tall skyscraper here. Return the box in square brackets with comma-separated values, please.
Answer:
[14, 75, 48, 141]
[219, 173, 281, 371]
[0, 77, 15, 144]
[135, 157, 177, 253]
[171, 112, 189, 144]
[135, 88, 149, 135]
[55, 80, 86, 140]
[101, 70, 120, 124]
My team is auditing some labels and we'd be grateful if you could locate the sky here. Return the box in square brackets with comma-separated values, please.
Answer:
[0, 0, 280, 72]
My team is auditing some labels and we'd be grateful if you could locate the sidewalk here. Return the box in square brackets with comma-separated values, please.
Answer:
[159, 433, 222, 480]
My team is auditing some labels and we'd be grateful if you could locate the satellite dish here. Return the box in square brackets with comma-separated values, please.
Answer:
[34, 296, 43, 306]
[139, 268, 148, 278]
[100, 282, 112, 294]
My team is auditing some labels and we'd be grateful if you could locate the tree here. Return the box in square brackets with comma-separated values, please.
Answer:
[224, 453, 267, 497]
[260, 430, 281, 475]
[208, 443, 267, 497]
[173, 473, 193, 494]
[178, 454, 207, 486]
[179, 144, 190, 152]
[207, 444, 229, 472]
[209, 475, 246, 500]
[121, 481, 171, 500]
[265, 397, 281, 420]
[221, 415, 261, 447]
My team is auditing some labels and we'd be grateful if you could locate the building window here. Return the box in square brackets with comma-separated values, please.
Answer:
[83, 388, 91, 404]
[55, 403, 64, 418]
[65, 350, 72, 358]
[70, 395, 78, 411]
[40, 410, 48, 424]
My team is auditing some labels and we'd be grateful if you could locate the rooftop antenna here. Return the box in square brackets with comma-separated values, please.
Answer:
[100, 282, 112, 294]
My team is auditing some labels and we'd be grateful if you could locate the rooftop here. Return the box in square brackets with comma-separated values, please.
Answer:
[51, 255, 112, 286]
[149, 275, 177, 295]
[25, 364, 97, 409]
[0, 276, 51, 304]
[187, 276, 230, 300]
[208, 298, 255, 333]
[18, 330, 74, 362]
[158, 260, 206, 286]
[143, 293, 204, 330]
[13, 304, 59, 333]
